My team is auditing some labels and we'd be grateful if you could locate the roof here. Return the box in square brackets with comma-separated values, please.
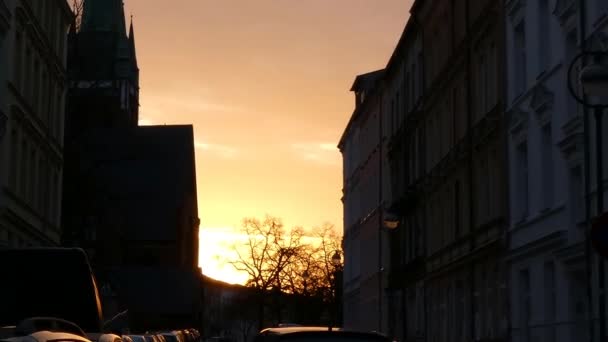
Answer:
[259, 327, 342, 335]
[1, 331, 91, 342]
[349, 70, 385, 92]
[255, 328, 390, 342]
[338, 70, 385, 150]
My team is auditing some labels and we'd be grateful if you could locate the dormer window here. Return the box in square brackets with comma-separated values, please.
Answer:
[356, 91, 366, 107]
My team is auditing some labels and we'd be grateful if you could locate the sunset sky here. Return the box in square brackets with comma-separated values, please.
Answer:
[121, 0, 411, 284]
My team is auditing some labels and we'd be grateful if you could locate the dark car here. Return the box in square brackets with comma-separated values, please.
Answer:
[253, 327, 391, 342]
[0, 248, 104, 333]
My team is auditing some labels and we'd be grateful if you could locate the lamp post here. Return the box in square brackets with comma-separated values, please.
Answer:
[330, 250, 342, 331]
[568, 49, 608, 342]
[382, 211, 401, 340]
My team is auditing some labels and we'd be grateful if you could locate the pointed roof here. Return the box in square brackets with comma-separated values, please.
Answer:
[129, 16, 138, 67]
[81, 0, 127, 36]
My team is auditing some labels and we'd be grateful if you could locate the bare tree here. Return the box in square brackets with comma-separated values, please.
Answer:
[230, 215, 305, 328]
[70, 0, 84, 32]
[230, 217, 343, 327]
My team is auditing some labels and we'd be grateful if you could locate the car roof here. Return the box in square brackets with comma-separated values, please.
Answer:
[2, 331, 92, 342]
[256, 328, 389, 340]
[259, 327, 343, 335]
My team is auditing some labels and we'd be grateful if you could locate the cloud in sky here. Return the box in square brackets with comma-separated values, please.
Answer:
[195, 140, 239, 159]
[138, 117, 156, 126]
[291, 142, 340, 166]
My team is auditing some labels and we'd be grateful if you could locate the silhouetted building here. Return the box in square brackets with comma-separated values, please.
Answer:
[341, 0, 509, 340]
[384, 1, 509, 341]
[0, 0, 72, 247]
[62, 0, 201, 330]
[339, 69, 389, 333]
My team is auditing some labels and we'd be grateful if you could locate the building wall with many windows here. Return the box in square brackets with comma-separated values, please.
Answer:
[381, 0, 509, 341]
[340, 69, 388, 333]
[506, 1, 608, 341]
[0, 0, 72, 247]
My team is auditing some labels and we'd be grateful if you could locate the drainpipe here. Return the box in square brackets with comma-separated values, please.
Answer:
[578, 0, 596, 341]
[465, 0, 478, 341]
[379, 87, 385, 334]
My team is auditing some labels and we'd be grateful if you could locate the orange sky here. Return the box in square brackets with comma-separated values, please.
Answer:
[122, 0, 412, 284]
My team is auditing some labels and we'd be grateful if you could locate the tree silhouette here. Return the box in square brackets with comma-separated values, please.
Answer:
[70, 0, 84, 32]
[230, 216, 343, 327]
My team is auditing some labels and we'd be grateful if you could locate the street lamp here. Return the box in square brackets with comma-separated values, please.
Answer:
[329, 250, 342, 331]
[331, 250, 342, 267]
[383, 210, 401, 230]
[568, 49, 608, 342]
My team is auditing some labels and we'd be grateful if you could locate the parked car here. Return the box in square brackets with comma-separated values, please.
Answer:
[254, 327, 391, 342]
[160, 332, 181, 342]
[128, 335, 147, 342]
[0, 330, 92, 342]
[0, 248, 104, 333]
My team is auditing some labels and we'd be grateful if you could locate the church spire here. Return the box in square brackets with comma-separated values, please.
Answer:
[81, 0, 127, 36]
[129, 15, 138, 67]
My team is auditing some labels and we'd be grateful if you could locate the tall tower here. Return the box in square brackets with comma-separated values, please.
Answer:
[62, 0, 139, 253]
[66, 0, 139, 138]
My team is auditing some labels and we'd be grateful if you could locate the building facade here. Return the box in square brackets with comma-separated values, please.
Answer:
[0, 0, 72, 247]
[505, 1, 608, 342]
[341, 0, 510, 340]
[416, 1, 510, 341]
[62, 0, 201, 329]
[339, 70, 392, 333]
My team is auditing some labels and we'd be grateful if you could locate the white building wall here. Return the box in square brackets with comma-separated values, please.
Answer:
[506, 1, 608, 342]
[0, 0, 71, 247]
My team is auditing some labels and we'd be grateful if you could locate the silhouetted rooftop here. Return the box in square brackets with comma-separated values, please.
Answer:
[81, 125, 197, 241]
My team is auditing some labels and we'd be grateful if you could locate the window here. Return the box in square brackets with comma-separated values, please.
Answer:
[410, 64, 415, 109]
[520, 269, 531, 342]
[598, 0, 608, 16]
[517, 142, 529, 220]
[478, 51, 487, 120]
[25, 46, 33, 100]
[488, 42, 497, 109]
[38, 158, 48, 214]
[538, 0, 551, 71]
[33, 59, 40, 114]
[405, 70, 410, 113]
[514, 21, 527, 95]
[20, 139, 28, 198]
[566, 30, 579, 117]
[455, 181, 461, 237]
[28, 147, 37, 205]
[9, 128, 18, 190]
[544, 262, 556, 335]
[570, 166, 584, 224]
[478, 156, 490, 223]
[51, 170, 59, 225]
[418, 52, 424, 94]
[541, 124, 554, 209]
[396, 92, 400, 129]
[13, 32, 23, 91]
[41, 70, 48, 124]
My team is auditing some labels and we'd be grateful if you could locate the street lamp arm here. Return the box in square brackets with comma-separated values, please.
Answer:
[567, 50, 608, 110]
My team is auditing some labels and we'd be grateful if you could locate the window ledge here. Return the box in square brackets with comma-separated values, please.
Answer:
[593, 13, 608, 29]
